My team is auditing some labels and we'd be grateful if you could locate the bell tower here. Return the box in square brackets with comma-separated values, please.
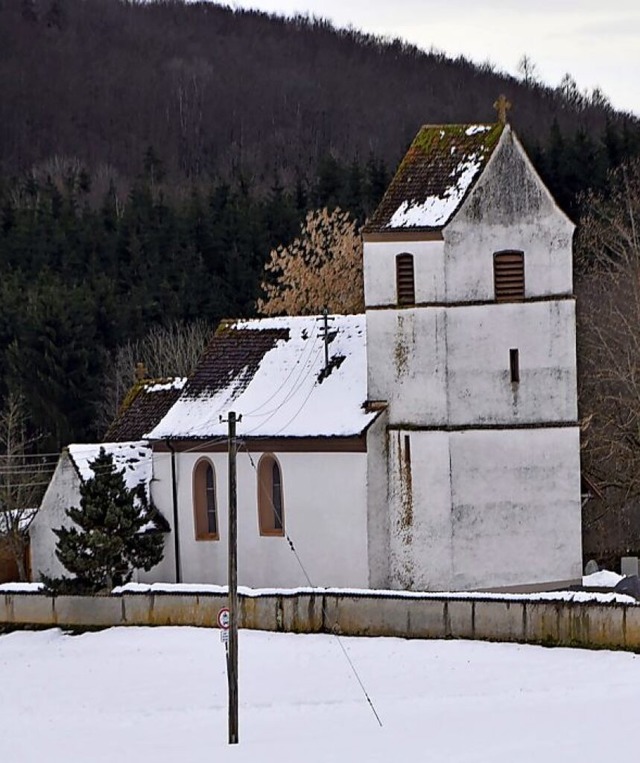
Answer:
[363, 116, 582, 591]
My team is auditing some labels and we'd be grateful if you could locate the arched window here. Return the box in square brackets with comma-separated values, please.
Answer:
[258, 454, 284, 536]
[396, 253, 415, 305]
[193, 459, 219, 540]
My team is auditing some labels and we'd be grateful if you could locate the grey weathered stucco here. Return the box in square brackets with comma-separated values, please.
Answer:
[364, 125, 582, 591]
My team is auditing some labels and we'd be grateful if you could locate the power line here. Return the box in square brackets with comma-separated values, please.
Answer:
[0, 479, 55, 489]
[0, 452, 61, 460]
[241, 345, 324, 437]
[239, 441, 383, 728]
[240, 345, 324, 430]
[242, 326, 321, 418]
[0, 466, 57, 474]
[183, 436, 229, 453]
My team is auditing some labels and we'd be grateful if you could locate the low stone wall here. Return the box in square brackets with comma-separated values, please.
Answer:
[2, 591, 640, 651]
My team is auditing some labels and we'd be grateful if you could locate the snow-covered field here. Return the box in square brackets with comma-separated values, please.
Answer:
[1, 627, 639, 763]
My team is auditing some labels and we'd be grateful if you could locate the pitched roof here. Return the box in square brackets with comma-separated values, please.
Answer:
[63, 441, 169, 532]
[364, 123, 505, 233]
[147, 314, 379, 440]
[68, 441, 153, 497]
[104, 378, 186, 442]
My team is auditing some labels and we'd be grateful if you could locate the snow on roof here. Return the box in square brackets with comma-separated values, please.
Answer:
[145, 378, 186, 393]
[67, 441, 152, 497]
[104, 377, 186, 442]
[147, 314, 379, 440]
[364, 123, 504, 233]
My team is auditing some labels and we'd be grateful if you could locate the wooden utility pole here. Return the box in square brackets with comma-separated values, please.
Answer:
[317, 308, 334, 371]
[227, 411, 240, 745]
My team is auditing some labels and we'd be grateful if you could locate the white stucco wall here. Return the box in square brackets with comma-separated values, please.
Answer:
[366, 297, 576, 428]
[366, 307, 448, 425]
[363, 239, 445, 306]
[387, 427, 582, 591]
[365, 412, 390, 588]
[362, 132, 574, 312]
[29, 456, 79, 580]
[444, 128, 575, 302]
[364, 131, 577, 431]
[30, 454, 175, 585]
[387, 429, 452, 590]
[151, 447, 370, 588]
[448, 427, 583, 589]
[447, 300, 577, 425]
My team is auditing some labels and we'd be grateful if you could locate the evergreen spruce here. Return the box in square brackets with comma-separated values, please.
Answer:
[46, 448, 164, 593]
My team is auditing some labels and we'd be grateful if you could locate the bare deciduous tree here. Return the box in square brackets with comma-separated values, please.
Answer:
[516, 54, 540, 86]
[96, 320, 211, 435]
[257, 206, 364, 316]
[0, 394, 51, 581]
[577, 160, 640, 556]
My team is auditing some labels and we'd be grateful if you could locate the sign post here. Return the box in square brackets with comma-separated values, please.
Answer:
[227, 411, 239, 745]
[218, 607, 230, 644]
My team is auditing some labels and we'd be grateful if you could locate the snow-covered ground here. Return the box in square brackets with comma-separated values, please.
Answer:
[1, 627, 639, 763]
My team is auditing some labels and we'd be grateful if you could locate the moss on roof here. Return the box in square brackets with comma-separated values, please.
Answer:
[104, 378, 185, 442]
[364, 123, 504, 233]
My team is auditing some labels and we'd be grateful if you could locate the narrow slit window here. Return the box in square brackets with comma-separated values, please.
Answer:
[404, 434, 411, 467]
[193, 459, 219, 540]
[396, 253, 415, 305]
[510, 348, 520, 384]
[258, 454, 285, 536]
[494, 251, 525, 302]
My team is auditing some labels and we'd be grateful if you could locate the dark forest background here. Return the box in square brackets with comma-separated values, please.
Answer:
[1, 0, 640, 448]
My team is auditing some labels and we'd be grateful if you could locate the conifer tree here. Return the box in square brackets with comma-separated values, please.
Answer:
[47, 448, 164, 592]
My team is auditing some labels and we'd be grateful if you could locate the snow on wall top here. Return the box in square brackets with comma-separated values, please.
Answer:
[364, 123, 504, 233]
[147, 314, 379, 440]
[67, 441, 152, 497]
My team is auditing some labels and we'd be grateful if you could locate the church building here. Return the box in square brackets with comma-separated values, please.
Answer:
[31, 115, 583, 592]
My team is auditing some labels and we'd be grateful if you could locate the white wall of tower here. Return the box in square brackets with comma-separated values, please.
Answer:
[363, 125, 582, 591]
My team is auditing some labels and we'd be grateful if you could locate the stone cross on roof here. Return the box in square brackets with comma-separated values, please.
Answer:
[493, 94, 511, 124]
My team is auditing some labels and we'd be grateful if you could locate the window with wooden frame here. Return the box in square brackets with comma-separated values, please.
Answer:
[396, 253, 415, 305]
[258, 454, 284, 536]
[193, 459, 219, 540]
[494, 251, 525, 302]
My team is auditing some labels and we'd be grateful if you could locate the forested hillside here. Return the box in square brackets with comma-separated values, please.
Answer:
[3, 0, 639, 188]
[1, 0, 640, 448]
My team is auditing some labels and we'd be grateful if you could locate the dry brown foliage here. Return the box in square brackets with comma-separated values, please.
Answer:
[257, 207, 364, 316]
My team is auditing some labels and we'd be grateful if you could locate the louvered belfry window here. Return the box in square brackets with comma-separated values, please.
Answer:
[494, 251, 525, 302]
[396, 253, 415, 305]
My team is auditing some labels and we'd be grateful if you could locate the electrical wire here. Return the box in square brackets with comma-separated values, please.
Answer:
[242, 325, 321, 418]
[240, 345, 324, 437]
[181, 436, 229, 454]
[238, 440, 383, 728]
[0, 479, 57, 489]
[0, 465, 58, 473]
[0, 452, 62, 459]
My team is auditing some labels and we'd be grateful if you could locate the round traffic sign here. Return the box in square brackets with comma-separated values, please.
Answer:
[217, 607, 230, 630]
